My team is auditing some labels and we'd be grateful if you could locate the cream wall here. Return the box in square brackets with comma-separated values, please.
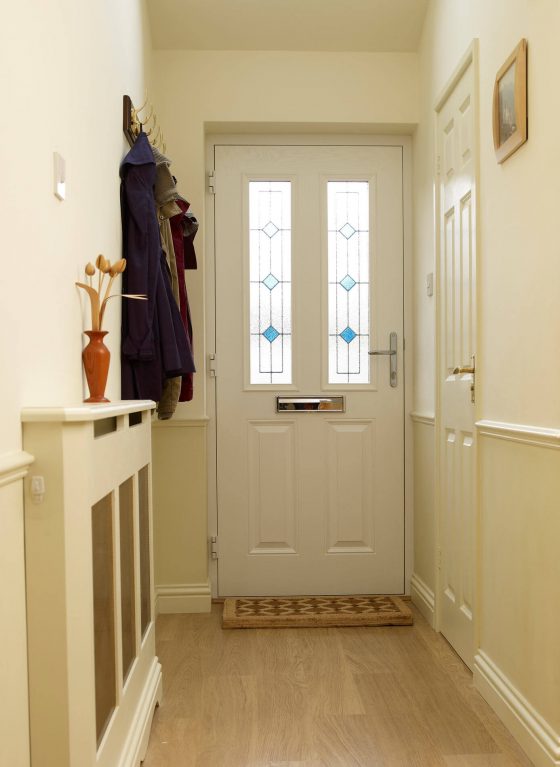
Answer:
[410, 416, 435, 626]
[414, 0, 560, 420]
[149, 49, 419, 602]
[153, 49, 419, 418]
[414, 1, 560, 764]
[152, 420, 210, 612]
[0, 0, 153, 453]
[0, 2, 152, 764]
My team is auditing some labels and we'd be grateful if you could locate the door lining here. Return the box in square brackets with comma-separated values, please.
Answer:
[205, 132, 414, 598]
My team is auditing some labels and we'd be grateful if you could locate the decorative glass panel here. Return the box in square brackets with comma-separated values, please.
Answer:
[138, 465, 151, 637]
[119, 477, 136, 682]
[92, 493, 116, 745]
[249, 181, 292, 384]
[327, 181, 370, 384]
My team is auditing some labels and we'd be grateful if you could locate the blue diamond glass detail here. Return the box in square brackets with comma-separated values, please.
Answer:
[262, 221, 279, 238]
[340, 327, 357, 344]
[262, 273, 280, 291]
[339, 222, 357, 239]
[262, 325, 280, 343]
[340, 274, 357, 291]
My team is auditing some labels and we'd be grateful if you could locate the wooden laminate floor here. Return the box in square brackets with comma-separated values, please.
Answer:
[143, 605, 534, 767]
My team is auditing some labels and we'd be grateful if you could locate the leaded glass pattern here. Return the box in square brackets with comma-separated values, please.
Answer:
[328, 181, 370, 384]
[249, 181, 292, 384]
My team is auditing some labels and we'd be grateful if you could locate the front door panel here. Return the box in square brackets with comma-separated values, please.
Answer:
[215, 144, 404, 596]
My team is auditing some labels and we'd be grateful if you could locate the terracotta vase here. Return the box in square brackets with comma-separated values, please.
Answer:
[82, 330, 110, 403]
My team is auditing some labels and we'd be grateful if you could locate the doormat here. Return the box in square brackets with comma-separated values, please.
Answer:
[222, 595, 413, 629]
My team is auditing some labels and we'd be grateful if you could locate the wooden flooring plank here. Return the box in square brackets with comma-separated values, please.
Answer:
[142, 605, 535, 767]
[196, 674, 258, 766]
[444, 756, 524, 766]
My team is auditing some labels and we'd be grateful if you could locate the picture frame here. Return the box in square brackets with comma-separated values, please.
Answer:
[493, 39, 528, 163]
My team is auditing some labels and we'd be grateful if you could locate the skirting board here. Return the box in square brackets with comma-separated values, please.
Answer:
[155, 582, 212, 614]
[410, 573, 435, 627]
[474, 651, 560, 767]
[117, 658, 162, 767]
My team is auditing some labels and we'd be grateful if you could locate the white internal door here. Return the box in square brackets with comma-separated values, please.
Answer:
[437, 58, 477, 668]
[214, 144, 404, 596]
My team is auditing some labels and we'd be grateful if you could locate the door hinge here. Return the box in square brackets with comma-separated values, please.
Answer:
[437, 547, 442, 570]
[210, 536, 219, 560]
[436, 154, 441, 176]
[208, 170, 216, 195]
[208, 353, 217, 378]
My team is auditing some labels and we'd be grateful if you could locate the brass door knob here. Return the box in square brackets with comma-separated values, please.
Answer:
[453, 365, 475, 375]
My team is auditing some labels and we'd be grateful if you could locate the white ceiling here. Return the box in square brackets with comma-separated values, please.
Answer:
[147, 0, 429, 52]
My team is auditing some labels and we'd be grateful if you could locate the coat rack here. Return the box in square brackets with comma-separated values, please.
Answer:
[123, 94, 166, 151]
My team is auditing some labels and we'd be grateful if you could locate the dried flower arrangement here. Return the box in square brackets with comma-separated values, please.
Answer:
[76, 255, 145, 330]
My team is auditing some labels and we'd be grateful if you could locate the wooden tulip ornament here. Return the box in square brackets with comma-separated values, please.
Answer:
[76, 256, 146, 403]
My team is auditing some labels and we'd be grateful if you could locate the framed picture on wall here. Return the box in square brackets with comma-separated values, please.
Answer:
[493, 39, 528, 163]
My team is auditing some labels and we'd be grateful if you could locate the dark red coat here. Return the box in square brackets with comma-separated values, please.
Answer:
[170, 200, 197, 402]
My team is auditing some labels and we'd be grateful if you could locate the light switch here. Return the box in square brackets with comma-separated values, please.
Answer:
[426, 272, 434, 297]
[53, 152, 66, 200]
[30, 475, 46, 504]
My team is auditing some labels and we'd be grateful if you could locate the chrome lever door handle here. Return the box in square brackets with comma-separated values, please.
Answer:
[368, 332, 397, 387]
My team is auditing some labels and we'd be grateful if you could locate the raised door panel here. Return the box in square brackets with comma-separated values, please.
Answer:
[443, 430, 457, 605]
[248, 421, 298, 554]
[460, 432, 474, 621]
[444, 208, 457, 372]
[443, 118, 455, 182]
[326, 421, 375, 553]
[459, 94, 472, 166]
[460, 193, 474, 367]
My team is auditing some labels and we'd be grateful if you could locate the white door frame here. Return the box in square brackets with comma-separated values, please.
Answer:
[434, 41, 481, 641]
[205, 132, 414, 598]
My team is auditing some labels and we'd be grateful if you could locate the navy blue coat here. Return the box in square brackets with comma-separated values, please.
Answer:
[120, 132, 195, 401]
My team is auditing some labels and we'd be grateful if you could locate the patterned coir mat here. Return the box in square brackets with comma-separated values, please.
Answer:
[222, 595, 413, 629]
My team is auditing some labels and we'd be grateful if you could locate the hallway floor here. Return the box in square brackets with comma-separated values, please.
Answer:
[143, 604, 533, 767]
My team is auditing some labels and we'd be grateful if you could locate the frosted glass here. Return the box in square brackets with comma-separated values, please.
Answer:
[327, 182, 370, 384]
[249, 181, 292, 384]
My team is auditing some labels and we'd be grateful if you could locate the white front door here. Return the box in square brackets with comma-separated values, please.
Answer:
[437, 56, 477, 668]
[214, 144, 404, 596]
